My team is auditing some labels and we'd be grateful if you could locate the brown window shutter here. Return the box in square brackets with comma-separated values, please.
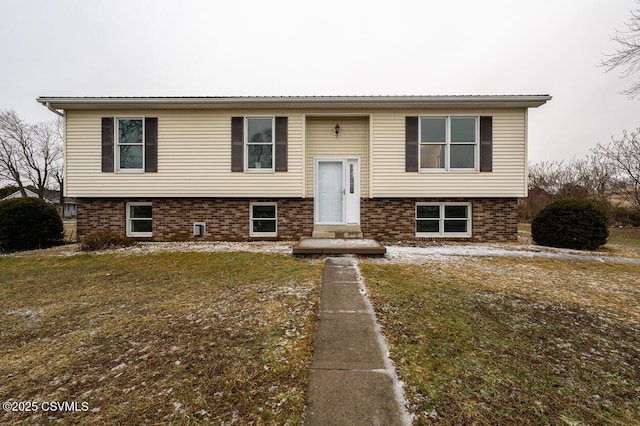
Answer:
[480, 116, 493, 172]
[145, 117, 158, 172]
[101, 117, 114, 172]
[405, 116, 419, 172]
[275, 117, 288, 172]
[231, 117, 244, 172]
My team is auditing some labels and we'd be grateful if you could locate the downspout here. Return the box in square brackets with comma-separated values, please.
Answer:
[45, 102, 64, 117]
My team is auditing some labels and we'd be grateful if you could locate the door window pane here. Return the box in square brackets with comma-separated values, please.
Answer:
[349, 164, 355, 194]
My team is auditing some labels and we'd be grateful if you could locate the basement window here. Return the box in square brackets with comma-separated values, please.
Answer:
[416, 202, 471, 237]
[250, 203, 277, 237]
[126, 202, 152, 237]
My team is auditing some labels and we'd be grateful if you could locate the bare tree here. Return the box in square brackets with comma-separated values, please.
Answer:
[602, 1, 640, 98]
[574, 152, 615, 207]
[0, 109, 62, 199]
[25, 119, 63, 199]
[594, 128, 640, 214]
[528, 160, 576, 194]
[0, 110, 30, 196]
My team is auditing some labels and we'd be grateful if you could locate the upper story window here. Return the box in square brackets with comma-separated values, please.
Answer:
[420, 116, 477, 171]
[117, 118, 144, 171]
[246, 117, 274, 171]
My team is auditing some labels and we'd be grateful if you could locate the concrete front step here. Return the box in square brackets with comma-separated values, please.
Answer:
[292, 238, 386, 256]
[312, 225, 364, 239]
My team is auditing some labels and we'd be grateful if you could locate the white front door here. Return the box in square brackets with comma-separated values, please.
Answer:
[315, 158, 360, 225]
[316, 161, 344, 224]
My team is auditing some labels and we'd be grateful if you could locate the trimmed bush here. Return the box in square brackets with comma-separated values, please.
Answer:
[0, 197, 64, 252]
[532, 199, 609, 250]
[80, 230, 135, 251]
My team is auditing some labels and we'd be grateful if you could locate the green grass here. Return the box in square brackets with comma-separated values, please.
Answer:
[0, 252, 321, 425]
[361, 258, 640, 425]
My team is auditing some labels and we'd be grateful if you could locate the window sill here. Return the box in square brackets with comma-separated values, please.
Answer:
[418, 169, 479, 174]
[116, 169, 146, 174]
[416, 233, 471, 238]
[250, 233, 278, 238]
[127, 233, 153, 238]
[245, 169, 275, 174]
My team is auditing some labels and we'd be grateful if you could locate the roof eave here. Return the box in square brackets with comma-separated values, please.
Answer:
[37, 95, 552, 111]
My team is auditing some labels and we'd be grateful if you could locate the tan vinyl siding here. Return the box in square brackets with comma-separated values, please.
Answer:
[65, 110, 304, 197]
[305, 117, 369, 196]
[370, 109, 528, 197]
[65, 107, 530, 199]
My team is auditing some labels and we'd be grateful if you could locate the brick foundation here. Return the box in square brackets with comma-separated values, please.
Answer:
[77, 198, 314, 242]
[361, 198, 518, 242]
[77, 197, 517, 242]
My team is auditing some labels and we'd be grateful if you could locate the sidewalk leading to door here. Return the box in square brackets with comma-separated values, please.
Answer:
[304, 258, 410, 425]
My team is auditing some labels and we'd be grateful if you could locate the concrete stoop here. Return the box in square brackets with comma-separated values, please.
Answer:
[292, 238, 386, 256]
[304, 258, 409, 426]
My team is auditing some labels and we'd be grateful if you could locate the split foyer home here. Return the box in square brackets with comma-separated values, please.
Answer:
[37, 95, 550, 242]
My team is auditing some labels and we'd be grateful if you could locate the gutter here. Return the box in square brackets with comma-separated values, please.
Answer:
[37, 95, 553, 111]
[45, 101, 64, 117]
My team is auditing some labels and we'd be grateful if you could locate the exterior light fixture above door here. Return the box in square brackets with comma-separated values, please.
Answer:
[334, 123, 341, 137]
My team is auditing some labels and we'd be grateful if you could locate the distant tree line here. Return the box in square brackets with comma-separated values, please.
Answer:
[0, 109, 62, 199]
[521, 128, 640, 225]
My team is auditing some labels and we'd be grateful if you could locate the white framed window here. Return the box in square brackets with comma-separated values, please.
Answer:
[126, 202, 152, 237]
[419, 116, 477, 171]
[416, 202, 472, 237]
[116, 118, 144, 171]
[245, 117, 274, 171]
[250, 202, 277, 237]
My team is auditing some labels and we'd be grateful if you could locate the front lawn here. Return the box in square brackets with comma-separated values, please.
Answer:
[0, 252, 321, 425]
[361, 257, 640, 425]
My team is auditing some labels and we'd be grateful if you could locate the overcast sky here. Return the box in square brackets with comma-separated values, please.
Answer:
[1, 0, 638, 163]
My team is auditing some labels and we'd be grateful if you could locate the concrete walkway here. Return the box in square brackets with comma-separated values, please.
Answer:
[305, 258, 410, 426]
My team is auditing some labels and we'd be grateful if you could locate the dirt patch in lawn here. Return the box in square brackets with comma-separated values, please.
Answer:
[0, 252, 321, 425]
[360, 258, 640, 425]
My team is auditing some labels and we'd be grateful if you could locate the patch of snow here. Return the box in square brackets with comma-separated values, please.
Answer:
[378, 244, 640, 265]
[4, 308, 41, 322]
[110, 363, 127, 371]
